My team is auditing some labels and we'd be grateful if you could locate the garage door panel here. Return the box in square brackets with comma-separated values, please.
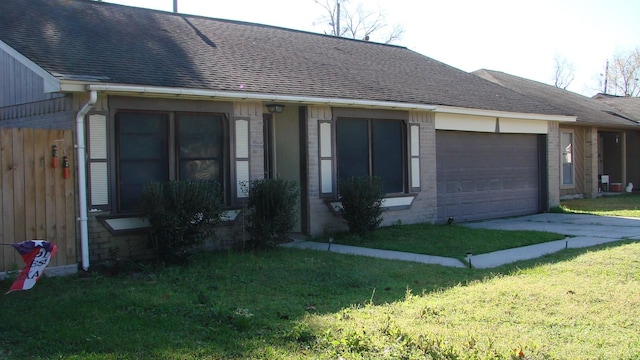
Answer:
[437, 131, 540, 223]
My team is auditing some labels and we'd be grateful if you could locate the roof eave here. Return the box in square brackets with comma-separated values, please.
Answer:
[73, 83, 438, 112]
[64, 82, 577, 122]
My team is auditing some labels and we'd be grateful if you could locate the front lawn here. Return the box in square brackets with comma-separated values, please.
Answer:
[559, 192, 640, 217]
[325, 223, 564, 259]
[1, 242, 639, 359]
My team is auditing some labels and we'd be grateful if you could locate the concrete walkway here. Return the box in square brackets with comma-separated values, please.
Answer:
[282, 240, 467, 268]
[283, 213, 640, 269]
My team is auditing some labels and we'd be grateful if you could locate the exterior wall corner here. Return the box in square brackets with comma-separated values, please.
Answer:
[547, 122, 560, 208]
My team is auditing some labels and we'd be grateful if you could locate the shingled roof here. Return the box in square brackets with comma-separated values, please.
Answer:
[592, 93, 640, 121]
[474, 69, 640, 128]
[1, 0, 571, 116]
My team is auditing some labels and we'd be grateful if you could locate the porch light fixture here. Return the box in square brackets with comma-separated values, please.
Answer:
[266, 104, 285, 113]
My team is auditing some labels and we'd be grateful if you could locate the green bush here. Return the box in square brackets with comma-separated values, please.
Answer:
[338, 176, 384, 236]
[139, 180, 224, 263]
[242, 179, 299, 249]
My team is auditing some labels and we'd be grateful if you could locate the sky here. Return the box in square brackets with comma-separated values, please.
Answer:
[104, 0, 640, 97]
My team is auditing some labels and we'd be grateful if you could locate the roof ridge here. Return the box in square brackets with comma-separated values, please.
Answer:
[83, 0, 409, 50]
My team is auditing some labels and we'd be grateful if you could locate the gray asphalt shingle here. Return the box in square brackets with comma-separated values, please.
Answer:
[2, 0, 571, 116]
[474, 69, 640, 128]
[593, 94, 640, 121]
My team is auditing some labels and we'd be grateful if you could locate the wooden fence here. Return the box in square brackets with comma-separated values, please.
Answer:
[0, 128, 76, 272]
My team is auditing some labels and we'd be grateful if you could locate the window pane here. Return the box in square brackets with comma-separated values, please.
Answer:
[372, 119, 404, 193]
[561, 132, 573, 185]
[118, 113, 168, 160]
[178, 114, 223, 183]
[179, 160, 220, 181]
[336, 118, 369, 180]
[119, 161, 169, 211]
[117, 112, 169, 211]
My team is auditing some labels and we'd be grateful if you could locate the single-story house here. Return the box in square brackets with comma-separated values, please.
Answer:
[474, 70, 640, 199]
[1, 0, 577, 272]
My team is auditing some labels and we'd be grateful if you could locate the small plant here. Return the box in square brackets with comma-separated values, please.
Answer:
[338, 176, 384, 236]
[242, 178, 299, 249]
[140, 180, 224, 263]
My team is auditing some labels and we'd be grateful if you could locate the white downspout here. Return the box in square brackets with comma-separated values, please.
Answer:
[76, 90, 97, 271]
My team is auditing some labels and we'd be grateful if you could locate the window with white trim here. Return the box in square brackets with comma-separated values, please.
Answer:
[561, 131, 574, 186]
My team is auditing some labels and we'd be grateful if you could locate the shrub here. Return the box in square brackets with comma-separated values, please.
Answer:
[338, 176, 384, 236]
[242, 179, 299, 249]
[139, 180, 224, 263]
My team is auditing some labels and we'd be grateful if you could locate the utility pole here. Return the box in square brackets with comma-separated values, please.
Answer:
[603, 59, 609, 94]
[173, 0, 178, 13]
[336, 0, 340, 36]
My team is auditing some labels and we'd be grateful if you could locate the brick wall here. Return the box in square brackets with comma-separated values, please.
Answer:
[304, 108, 439, 236]
[547, 122, 560, 207]
[84, 100, 260, 265]
[306, 105, 347, 235]
[585, 127, 599, 197]
[87, 213, 149, 263]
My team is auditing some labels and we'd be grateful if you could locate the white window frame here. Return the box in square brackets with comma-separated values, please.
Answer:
[560, 130, 575, 188]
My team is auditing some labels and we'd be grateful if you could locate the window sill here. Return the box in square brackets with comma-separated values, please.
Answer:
[326, 194, 417, 215]
[96, 214, 150, 236]
[96, 209, 242, 236]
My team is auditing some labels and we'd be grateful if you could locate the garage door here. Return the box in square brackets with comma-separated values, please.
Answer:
[436, 131, 543, 223]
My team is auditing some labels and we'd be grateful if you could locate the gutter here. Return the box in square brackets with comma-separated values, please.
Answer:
[76, 91, 97, 271]
[84, 84, 577, 122]
[85, 84, 438, 111]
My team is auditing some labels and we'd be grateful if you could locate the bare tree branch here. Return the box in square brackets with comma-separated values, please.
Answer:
[552, 53, 575, 90]
[598, 47, 640, 97]
[609, 48, 640, 96]
[313, 0, 404, 44]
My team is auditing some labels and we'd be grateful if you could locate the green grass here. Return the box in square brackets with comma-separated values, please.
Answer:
[1, 243, 639, 359]
[558, 192, 640, 217]
[304, 241, 640, 359]
[323, 223, 564, 259]
[3, 196, 638, 359]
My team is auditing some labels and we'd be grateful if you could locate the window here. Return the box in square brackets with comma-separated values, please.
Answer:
[336, 118, 405, 193]
[116, 111, 224, 212]
[561, 131, 574, 186]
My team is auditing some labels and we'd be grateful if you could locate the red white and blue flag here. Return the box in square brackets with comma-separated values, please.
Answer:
[6, 240, 58, 294]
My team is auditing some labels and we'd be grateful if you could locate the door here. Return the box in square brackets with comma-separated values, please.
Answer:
[436, 131, 541, 223]
[270, 106, 303, 233]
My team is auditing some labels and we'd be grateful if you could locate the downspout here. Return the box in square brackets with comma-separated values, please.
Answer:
[76, 90, 97, 271]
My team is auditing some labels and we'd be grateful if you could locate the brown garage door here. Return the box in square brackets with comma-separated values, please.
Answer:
[436, 131, 543, 223]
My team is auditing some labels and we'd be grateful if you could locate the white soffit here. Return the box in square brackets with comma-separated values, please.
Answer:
[436, 105, 576, 123]
[435, 113, 496, 133]
[500, 118, 549, 134]
[0, 40, 61, 93]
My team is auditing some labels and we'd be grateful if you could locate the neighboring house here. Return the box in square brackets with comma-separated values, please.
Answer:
[1, 0, 575, 271]
[474, 70, 640, 199]
[593, 93, 640, 120]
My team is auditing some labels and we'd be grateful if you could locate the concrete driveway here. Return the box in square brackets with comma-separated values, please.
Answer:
[463, 213, 640, 268]
[464, 213, 640, 239]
